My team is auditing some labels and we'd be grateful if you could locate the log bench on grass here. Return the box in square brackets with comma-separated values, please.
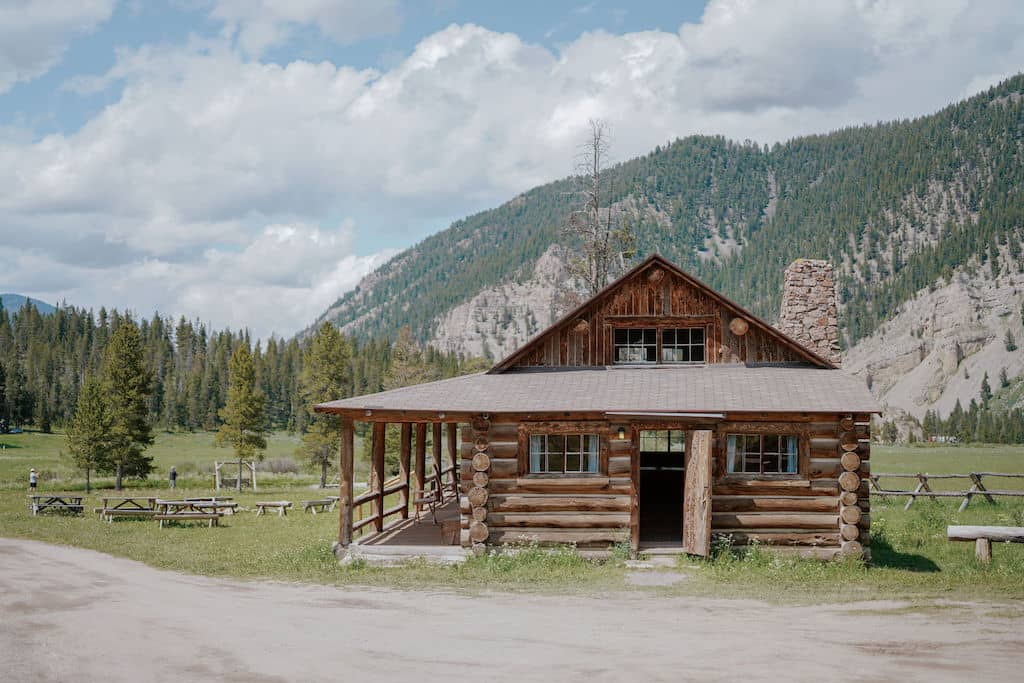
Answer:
[947, 525, 1024, 563]
[156, 512, 222, 529]
[255, 501, 293, 517]
[301, 499, 334, 514]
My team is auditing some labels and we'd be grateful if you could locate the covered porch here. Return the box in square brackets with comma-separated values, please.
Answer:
[332, 418, 466, 561]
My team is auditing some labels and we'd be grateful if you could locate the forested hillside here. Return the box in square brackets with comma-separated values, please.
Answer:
[0, 302, 478, 432]
[316, 74, 1024, 354]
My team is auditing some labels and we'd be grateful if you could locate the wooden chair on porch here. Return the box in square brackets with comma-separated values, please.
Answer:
[412, 462, 446, 524]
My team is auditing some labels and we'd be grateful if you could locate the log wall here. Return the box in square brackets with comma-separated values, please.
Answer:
[458, 413, 871, 559]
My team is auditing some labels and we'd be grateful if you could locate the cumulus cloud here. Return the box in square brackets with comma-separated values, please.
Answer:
[0, 0, 115, 93]
[3, 0, 1024, 337]
[209, 0, 401, 55]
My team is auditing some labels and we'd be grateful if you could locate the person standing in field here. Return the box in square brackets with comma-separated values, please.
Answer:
[169, 466, 177, 490]
[29, 468, 37, 491]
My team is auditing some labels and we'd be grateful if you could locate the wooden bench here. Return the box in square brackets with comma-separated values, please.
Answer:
[156, 513, 222, 528]
[255, 501, 293, 517]
[103, 509, 160, 522]
[947, 525, 1024, 563]
[301, 499, 334, 514]
[29, 494, 84, 516]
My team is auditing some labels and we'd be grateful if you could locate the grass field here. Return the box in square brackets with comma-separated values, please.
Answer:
[1, 433, 1023, 600]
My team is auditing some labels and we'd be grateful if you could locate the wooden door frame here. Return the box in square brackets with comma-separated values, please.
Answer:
[630, 423, 705, 551]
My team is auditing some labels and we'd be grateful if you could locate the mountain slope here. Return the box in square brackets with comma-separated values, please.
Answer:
[0, 294, 56, 315]
[313, 75, 1024, 415]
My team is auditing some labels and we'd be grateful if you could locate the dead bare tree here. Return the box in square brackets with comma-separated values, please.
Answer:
[562, 119, 636, 298]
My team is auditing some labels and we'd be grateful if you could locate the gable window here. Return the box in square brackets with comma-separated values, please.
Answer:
[726, 434, 798, 474]
[662, 328, 705, 364]
[530, 434, 600, 474]
[614, 329, 657, 363]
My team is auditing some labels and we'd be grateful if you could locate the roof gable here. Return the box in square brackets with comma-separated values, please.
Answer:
[490, 254, 834, 372]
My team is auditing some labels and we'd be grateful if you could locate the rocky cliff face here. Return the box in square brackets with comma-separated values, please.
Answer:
[430, 245, 572, 361]
[844, 254, 1024, 422]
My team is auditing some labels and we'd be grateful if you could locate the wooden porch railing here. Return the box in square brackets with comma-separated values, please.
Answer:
[870, 472, 1024, 511]
[350, 463, 459, 539]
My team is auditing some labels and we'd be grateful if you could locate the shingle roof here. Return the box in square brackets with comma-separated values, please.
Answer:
[315, 364, 880, 416]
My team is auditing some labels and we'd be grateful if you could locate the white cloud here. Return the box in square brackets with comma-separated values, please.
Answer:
[0, 0, 115, 92]
[209, 0, 401, 55]
[3, 0, 1024, 337]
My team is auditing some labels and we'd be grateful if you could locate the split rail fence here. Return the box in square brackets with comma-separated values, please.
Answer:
[870, 472, 1024, 511]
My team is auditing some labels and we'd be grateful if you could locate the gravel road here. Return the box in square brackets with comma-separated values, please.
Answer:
[1, 538, 1022, 682]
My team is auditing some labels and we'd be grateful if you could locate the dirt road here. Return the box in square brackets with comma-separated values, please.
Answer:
[1, 539, 1022, 682]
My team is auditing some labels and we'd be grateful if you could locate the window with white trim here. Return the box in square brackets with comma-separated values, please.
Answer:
[613, 329, 657, 363]
[529, 434, 600, 474]
[726, 434, 798, 474]
[661, 328, 705, 364]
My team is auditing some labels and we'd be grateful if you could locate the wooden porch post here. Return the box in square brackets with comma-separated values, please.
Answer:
[446, 423, 459, 497]
[432, 422, 443, 491]
[371, 422, 386, 532]
[338, 417, 354, 547]
[399, 423, 412, 519]
[414, 423, 427, 515]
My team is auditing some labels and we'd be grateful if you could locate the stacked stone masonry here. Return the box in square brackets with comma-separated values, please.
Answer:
[778, 258, 841, 366]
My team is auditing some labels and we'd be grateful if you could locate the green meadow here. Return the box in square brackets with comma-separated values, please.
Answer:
[1, 431, 1022, 601]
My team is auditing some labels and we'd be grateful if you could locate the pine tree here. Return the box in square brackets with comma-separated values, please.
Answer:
[65, 376, 113, 493]
[1005, 330, 1018, 352]
[215, 344, 267, 491]
[980, 372, 993, 405]
[103, 321, 154, 490]
[297, 323, 351, 487]
[1000, 367, 1010, 388]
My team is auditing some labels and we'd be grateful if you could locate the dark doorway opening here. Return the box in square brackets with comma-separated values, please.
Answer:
[639, 430, 686, 545]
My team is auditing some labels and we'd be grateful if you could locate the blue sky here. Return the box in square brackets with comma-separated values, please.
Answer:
[1, 0, 1022, 338]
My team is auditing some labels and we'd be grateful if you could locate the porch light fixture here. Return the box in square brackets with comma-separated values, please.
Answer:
[617, 427, 626, 440]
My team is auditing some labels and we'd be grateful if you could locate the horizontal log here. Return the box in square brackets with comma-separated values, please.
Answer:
[808, 459, 840, 479]
[486, 512, 630, 528]
[488, 528, 629, 546]
[807, 421, 843, 436]
[479, 422, 520, 440]
[715, 480, 835, 496]
[947, 526, 1024, 542]
[488, 458, 519, 478]
[712, 512, 839, 530]
[488, 494, 631, 513]
[608, 456, 631, 475]
[762, 546, 843, 561]
[711, 496, 838, 513]
[491, 477, 631, 495]
[810, 437, 839, 450]
[608, 439, 632, 454]
[717, 531, 840, 546]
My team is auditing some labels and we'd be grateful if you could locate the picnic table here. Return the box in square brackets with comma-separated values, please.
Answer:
[29, 494, 84, 516]
[182, 497, 238, 514]
[98, 496, 159, 521]
[255, 501, 292, 517]
[154, 500, 223, 528]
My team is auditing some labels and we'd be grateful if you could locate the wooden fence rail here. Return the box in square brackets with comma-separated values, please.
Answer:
[870, 472, 1024, 511]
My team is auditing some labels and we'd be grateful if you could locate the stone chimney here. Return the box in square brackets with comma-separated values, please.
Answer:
[778, 259, 841, 366]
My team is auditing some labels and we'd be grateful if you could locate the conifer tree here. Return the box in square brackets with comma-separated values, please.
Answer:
[215, 343, 267, 490]
[297, 323, 351, 487]
[103, 321, 154, 489]
[66, 376, 113, 493]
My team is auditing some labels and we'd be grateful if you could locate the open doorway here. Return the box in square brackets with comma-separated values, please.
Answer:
[638, 429, 686, 545]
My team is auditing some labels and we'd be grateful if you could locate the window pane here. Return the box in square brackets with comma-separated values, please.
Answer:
[643, 329, 656, 344]
[670, 431, 686, 452]
[644, 345, 657, 362]
[586, 435, 600, 454]
[691, 345, 705, 362]
[692, 328, 705, 344]
[629, 329, 643, 344]
[530, 435, 543, 472]
[763, 451, 780, 473]
[548, 451, 564, 473]
[680, 346, 690, 362]
[763, 435, 780, 454]
[565, 434, 580, 453]
[662, 347, 678, 362]
[566, 453, 581, 472]
[785, 435, 798, 473]
[727, 435, 738, 472]
[662, 329, 675, 345]
[614, 329, 628, 344]
[547, 434, 564, 455]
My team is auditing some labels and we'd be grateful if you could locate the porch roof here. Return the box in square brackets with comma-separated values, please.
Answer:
[315, 364, 880, 417]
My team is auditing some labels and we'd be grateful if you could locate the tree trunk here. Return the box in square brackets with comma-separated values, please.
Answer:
[320, 459, 328, 489]
[85, 468, 91, 494]
[237, 460, 242, 493]
[115, 462, 123, 491]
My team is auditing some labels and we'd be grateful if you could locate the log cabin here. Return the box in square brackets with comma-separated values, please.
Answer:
[315, 254, 879, 561]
